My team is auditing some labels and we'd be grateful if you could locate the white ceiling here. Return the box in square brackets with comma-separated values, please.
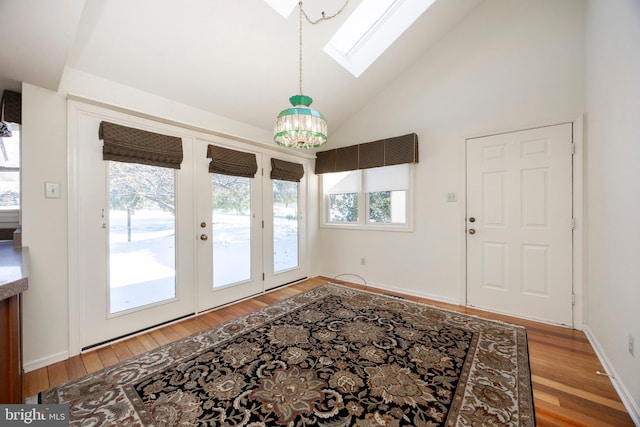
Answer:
[0, 0, 483, 135]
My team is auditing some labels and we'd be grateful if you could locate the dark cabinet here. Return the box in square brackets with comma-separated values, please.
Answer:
[0, 293, 22, 403]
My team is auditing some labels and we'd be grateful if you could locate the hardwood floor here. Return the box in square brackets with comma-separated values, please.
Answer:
[24, 277, 635, 426]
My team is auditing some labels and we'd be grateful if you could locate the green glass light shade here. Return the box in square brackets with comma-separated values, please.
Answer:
[274, 94, 327, 149]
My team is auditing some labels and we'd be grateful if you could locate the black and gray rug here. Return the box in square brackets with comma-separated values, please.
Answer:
[40, 284, 534, 426]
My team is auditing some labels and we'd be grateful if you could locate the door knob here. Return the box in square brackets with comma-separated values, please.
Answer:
[200, 222, 207, 228]
[469, 217, 476, 223]
[200, 234, 208, 241]
[468, 228, 476, 235]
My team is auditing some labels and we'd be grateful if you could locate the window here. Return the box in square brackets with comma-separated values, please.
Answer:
[324, 0, 436, 77]
[211, 173, 253, 287]
[322, 164, 411, 230]
[0, 122, 20, 226]
[264, 0, 437, 78]
[108, 161, 176, 314]
[273, 179, 299, 272]
[263, 0, 297, 18]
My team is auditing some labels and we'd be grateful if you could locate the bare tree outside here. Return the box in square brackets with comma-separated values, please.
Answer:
[108, 162, 176, 313]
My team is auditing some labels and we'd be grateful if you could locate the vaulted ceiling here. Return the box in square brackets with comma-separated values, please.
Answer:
[0, 0, 483, 135]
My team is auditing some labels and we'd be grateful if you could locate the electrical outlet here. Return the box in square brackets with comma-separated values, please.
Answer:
[629, 334, 635, 357]
[360, 257, 366, 266]
[447, 192, 457, 203]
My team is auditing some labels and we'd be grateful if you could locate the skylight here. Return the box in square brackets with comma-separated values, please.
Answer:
[264, 0, 297, 18]
[324, 0, 436, 77]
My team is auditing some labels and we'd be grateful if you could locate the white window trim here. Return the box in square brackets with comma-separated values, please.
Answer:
[319, 164, 414, 232]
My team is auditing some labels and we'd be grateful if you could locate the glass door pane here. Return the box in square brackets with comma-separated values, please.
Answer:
[211, 173, 252, 287]
[273, 179, 299, 272]
[108, 162, 176, 314]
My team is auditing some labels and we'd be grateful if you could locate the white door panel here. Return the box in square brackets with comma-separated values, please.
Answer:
[466, 124, 573, 326]
[264, 156, 308, 290]
[73, 110, 194, 349]
[196, 139, 263, 310]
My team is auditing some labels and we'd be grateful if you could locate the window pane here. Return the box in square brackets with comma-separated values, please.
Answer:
[369, 191, 391, 223]
[273, 180, 299, 272]
[329, 193, 358, 222]
[0, 171, 19, 210]
[212, 173, 251, 287]
[369, 190, 406, 223]
[0, 123, 20, 210]
[0, 125, 20, 168]
[108, 162, 176, 314]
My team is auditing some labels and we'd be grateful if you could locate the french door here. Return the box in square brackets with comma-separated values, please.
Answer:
[72, 111, 195, 350]
[70, 102, 307, 351]
[196, 139, 263, 310]
[195, 139, 308, 307]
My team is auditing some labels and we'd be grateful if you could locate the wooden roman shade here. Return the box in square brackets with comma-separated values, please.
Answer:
[315, 133, 418, 174]
[207, 145, 258, 178]
[270, 158, 304, 182]
[99, 121, 183, 169]
[1, 91, 21, 124]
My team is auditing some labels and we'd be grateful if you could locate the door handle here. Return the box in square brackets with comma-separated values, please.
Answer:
[200, 234, 208, 241]
[468, 228, 476, 235]
[469, 217, 476, 223]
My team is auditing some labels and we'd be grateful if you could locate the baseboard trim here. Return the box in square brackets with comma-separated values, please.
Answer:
[312, 272, 461, 306]
[583, 325, 640, 425]
[24, 350, 70, 373]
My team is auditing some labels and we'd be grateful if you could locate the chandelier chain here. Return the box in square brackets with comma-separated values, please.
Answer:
[300, 0, 349, 25]
[298, 3, 303, 95]
[297, 1, 349, 95]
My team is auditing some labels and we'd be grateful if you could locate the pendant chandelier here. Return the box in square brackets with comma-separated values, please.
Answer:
[274, 2, 346, 149]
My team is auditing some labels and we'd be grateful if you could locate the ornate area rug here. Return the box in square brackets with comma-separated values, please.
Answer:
[40, 284, 534, 426]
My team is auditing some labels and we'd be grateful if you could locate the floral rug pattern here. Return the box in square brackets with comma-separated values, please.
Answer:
[40, 284, 534, 426]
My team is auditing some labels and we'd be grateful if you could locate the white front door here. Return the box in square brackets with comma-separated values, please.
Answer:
[196, 139, 263, 310]
[466, 123, 573, 326]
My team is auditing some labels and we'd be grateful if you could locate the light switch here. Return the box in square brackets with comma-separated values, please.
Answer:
[45, 182, 61, 199]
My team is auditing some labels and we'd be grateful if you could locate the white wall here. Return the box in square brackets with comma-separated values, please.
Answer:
[315, 0, 586, 302]
[21, 84, 70, 369]
[20, 69, 312, 370]
[585, 0, 640, 419]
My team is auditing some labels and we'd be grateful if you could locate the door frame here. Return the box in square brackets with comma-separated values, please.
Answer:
[67, 101, 199, 353]
[263, 150, 309, 291]
[67, 98, 315, 357]
[195, 137, 265, 311]
[463, 116, 585, 330]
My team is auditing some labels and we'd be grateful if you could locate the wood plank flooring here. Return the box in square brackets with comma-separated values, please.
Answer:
[24, 277, 635, 426]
